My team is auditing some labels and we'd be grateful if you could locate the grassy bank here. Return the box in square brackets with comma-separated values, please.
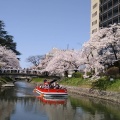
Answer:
[59, 77, 92, 88]
[31, 77, 120, 92]
[59, 77, 120, 92]
[0, 77, 13, 85]
[31, 77, 45, 83]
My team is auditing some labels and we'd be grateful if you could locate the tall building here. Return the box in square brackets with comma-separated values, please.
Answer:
[91, 0, 120, 36]
[90, 0, 100, 36]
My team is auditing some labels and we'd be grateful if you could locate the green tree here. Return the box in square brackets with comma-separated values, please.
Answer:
[0, 20, 21, 55]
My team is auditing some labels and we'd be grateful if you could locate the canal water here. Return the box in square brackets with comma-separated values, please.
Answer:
[0, 81, 120, 120]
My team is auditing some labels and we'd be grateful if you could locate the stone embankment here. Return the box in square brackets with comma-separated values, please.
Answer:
[1, 82, 14, 87]
[65, 86, 120, 104]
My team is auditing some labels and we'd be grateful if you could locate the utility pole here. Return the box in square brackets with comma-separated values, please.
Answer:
[67, 44, 69, 50]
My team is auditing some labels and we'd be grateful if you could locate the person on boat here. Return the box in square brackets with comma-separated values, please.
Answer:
[43, 79, 50, 89]
[49, 83, 54, 89]
[53, 82, 55, 87]
[55, 83, 60, 89]
[39, 84, 42, 88]
[44, 79, 47, 84]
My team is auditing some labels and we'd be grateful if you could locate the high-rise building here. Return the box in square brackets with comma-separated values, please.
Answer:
[91, 0, 120, 36]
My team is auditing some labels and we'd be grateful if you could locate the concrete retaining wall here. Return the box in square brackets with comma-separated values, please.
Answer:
[65, 86, 120, 104]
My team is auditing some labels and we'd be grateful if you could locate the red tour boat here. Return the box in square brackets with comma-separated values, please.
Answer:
[34, 79, 68, 97]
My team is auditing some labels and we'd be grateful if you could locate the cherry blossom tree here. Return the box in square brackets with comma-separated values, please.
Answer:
[82, 23, 120, 78]
[35, 24, 120, 78]
[37, 48, 81, 75]
[0, 45, 20, 69]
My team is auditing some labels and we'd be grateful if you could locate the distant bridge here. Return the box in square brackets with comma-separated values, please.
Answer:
[0, 68, 42, 81]
[0, 68, 60, 81]
[0, 68, 41, 75]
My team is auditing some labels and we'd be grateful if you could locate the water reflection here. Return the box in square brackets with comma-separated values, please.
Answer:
[14, 81, 37, 97]
[69, 95, 120, 120]
[37, 97, 68, 120]
[0, 81, 120, 120]
[37, 96, 67, 105]
[0, 97, 48, 120]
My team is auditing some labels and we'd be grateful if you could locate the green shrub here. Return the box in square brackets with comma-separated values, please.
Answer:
[91, 77, 111, 90]
[86, 72, 92, 77]
[72, 72, 83, 78]
[86, 69, 95, 77]
[115, 74, 120, 79]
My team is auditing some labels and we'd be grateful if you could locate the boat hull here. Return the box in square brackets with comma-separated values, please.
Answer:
[34, 87, 68, 97]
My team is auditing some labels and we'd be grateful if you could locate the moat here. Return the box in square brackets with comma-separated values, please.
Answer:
[0, 81, 120, 120]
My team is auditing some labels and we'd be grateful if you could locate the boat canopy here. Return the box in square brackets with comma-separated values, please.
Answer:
[49, 79, 58, 85]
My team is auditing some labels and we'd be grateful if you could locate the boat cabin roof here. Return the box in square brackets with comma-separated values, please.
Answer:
[49, 79, 58, 85]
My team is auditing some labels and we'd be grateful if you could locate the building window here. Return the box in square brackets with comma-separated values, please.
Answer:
[93, 3, 97, 9]
[100, 6, 103, 13]
[102, 23, 107, 27]
[119, 4, 120, 12]
[103, 13, 107, 21]
[92, 28, 97, 34]
[92, 11, 97, 17]
[108, 10, 112, 19]
[108, 20, 112, 26]
[119, 16, 120, 23]
[113, 17, 118, 23]
[103, 4, 107, 11]
[100, 0, 103, 4]
[108, 1, 112, 9]
[113, 0, 119, 6]
[113, 7, 119, 16]
[92, 20, 97, 26]
[100, 16, 103, 22]
[100, 0, 107, 5]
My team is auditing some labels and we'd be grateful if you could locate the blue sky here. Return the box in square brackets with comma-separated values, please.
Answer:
[0, 0, 90, 68]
